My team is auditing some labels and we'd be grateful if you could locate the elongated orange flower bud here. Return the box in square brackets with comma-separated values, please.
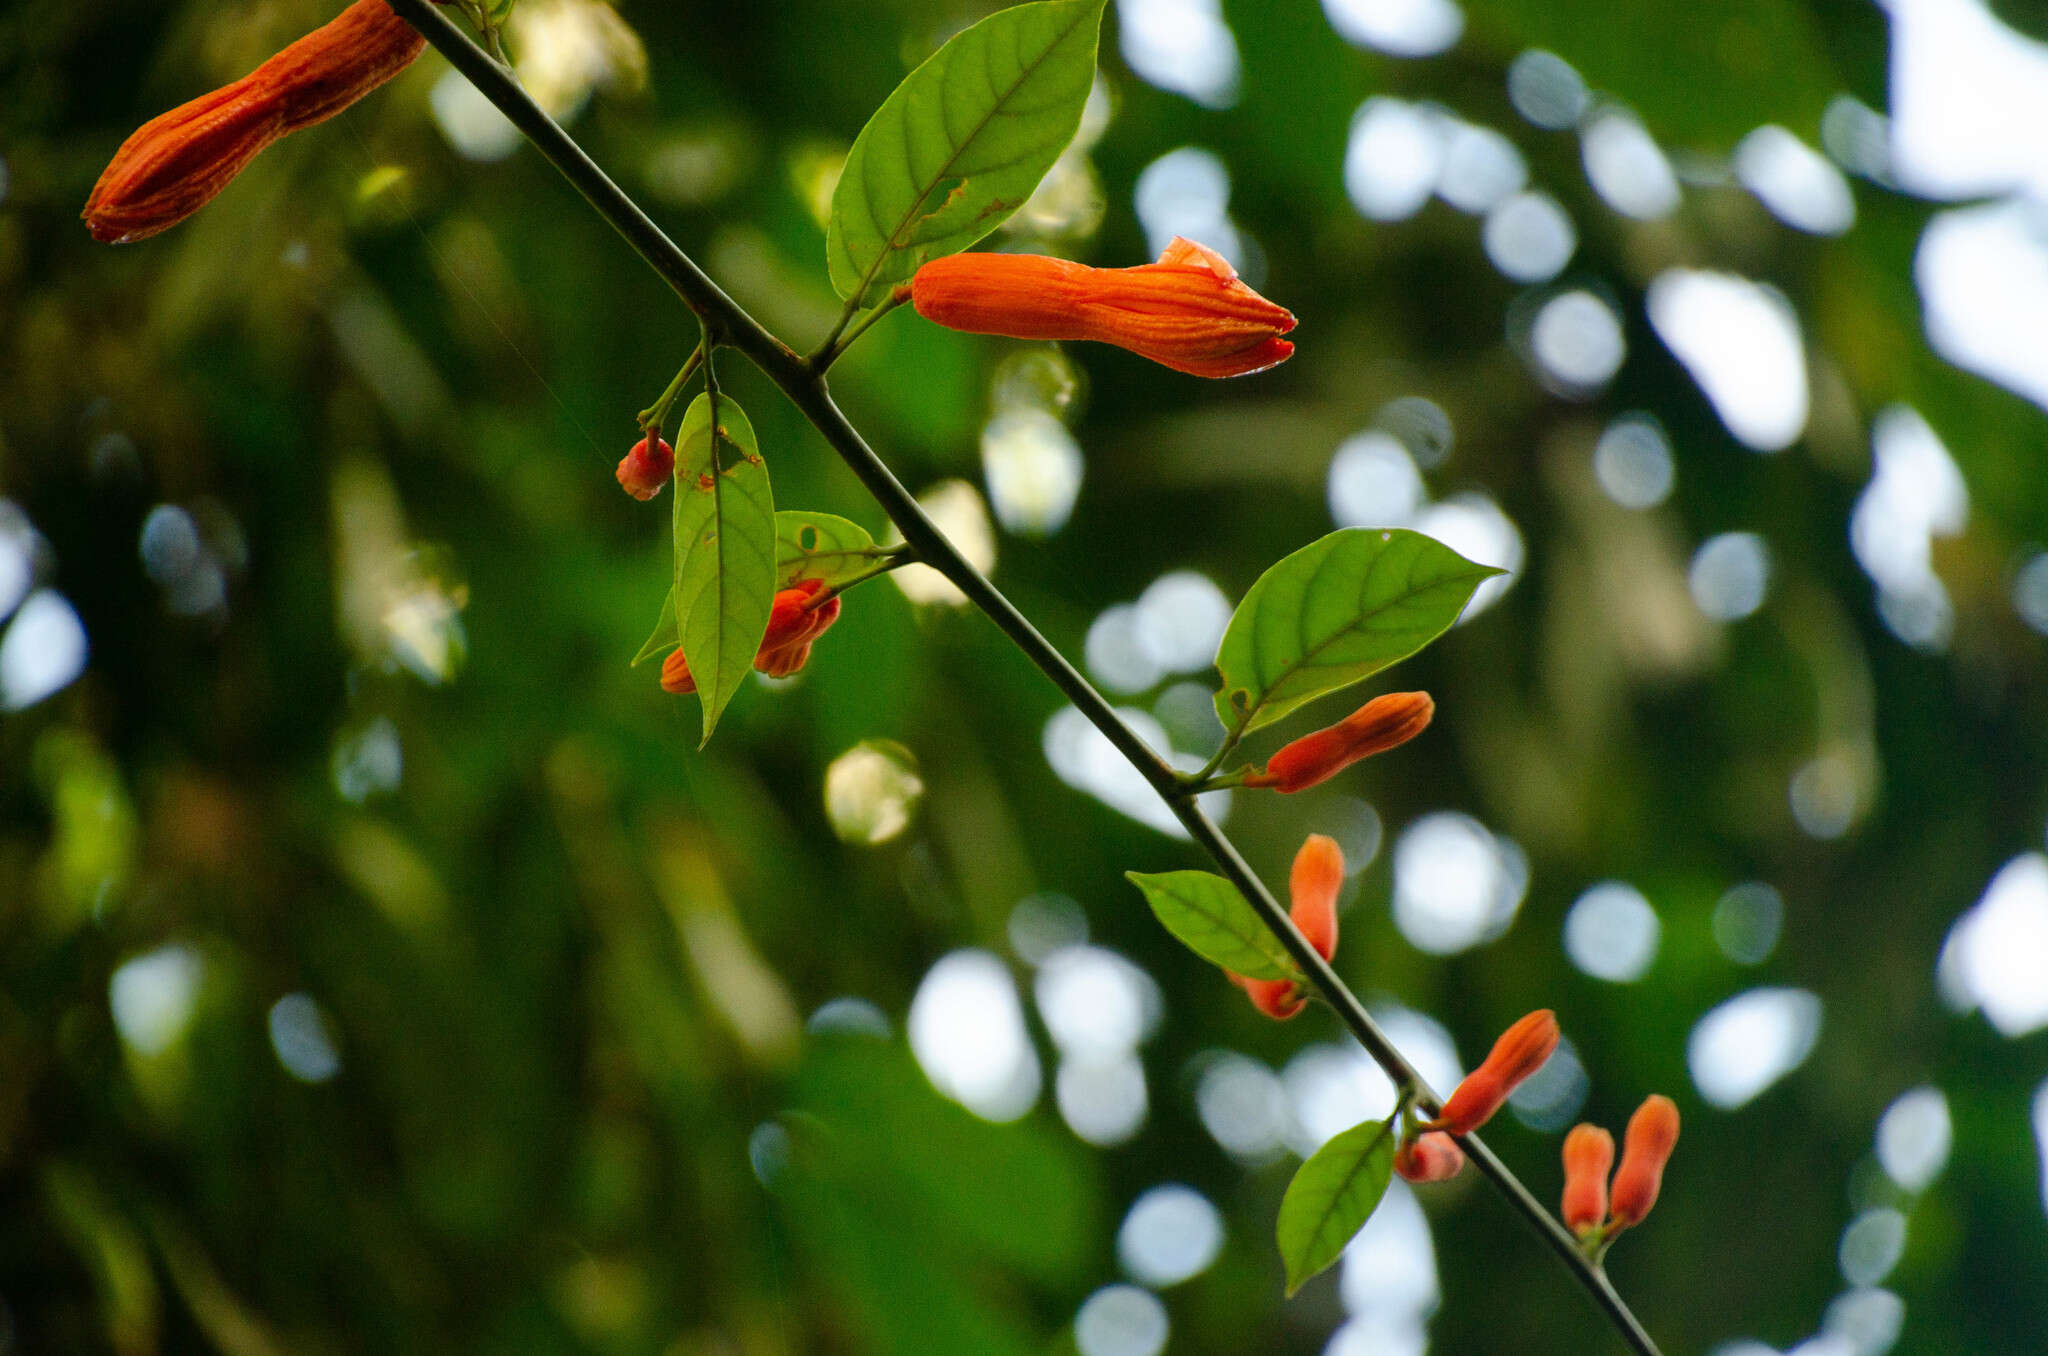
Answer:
[1394, 1132, 1467, 1183]
[84, 0, 427, 243]
[1288, 833, 1343, 962]
[1429, 1010, 1560, 1136]
[661, 579, 841, 695]
[1560, 1123, 1616, 1237]
[1226, 833, 1345, 1019]
[1245, 692, 1434, 792]
[1607, 1095, 1680, 1232]
[910, 237, 1296, 379]
[617, 436, 675, 501]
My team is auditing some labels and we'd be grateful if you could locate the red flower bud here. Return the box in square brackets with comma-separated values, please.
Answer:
[1429, 1010, 1560, 1136]
[1226, 833, 1345, 1019]
[1288, 832, 1343, 962]
[1607, 1095, 1679, 1232]
[1235, 974, 1307, 1021]
[661, 579, 840, 695]
[1245, 692, 1434, 792]
[83, 1, 426, 243]
[1394, 1132, 1467, 1183]
[909, 237, 1296, 379]
[1560, 1123, 1616, 1237]
[616, 436, 675, 501]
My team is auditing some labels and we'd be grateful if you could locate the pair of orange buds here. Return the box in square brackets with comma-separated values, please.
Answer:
[1561, 1096, 1681, 1247]
[1392, 1009, 1561, 1184]
[83, 1, 437, 244]
[658, 578, 843, 694]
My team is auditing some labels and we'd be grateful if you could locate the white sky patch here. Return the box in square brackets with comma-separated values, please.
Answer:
[1507, 49, 1588, 129]
[1134, 571, 1232, 674]
[1133, 146, 1242, 265]
[1581, 108, 1681, 219]
[110, 944, 203, 1057]
[1035, 945, 1161, 1063]
[1646, 269, 1809, 452]
[1875, 1086, 1952, 1193]
[1593, 413, 1676, 509]
[1415, 493, 1523, 618]
[0, 589, 88, 711]
[1075, 1284, 1169, 1356]
[1436, 122, 1527, 214]
[1736, 125, 1857, 235]
[1339, 1180, 1439, 1322]
[1851, 406, 1967, 651]
[1916, 197, 2048, 413]
[1690, 531, 1772, 622]
[983, 407, 1083, 537]
[1688, 987, 1823, 1109]
[267, 993, 342, 1083]
[1391, 811, 1529, 954]
[1043, 705, 1230, 835]
[1484, 190, 1577, 283]
[1528, 289, 1627, 395]
[1118, 1184, 1225, 1286]
[2035, 1080, 2048, 1219]
[1322, 0, 1464, 57]
[1564, 880, 1662, 982]
[1056, 1052, 1148, 1145]
[1117, 0, 1240, 108]
[1330, 432, 1428, 527]
[889, 480, 995, 607]
[907, 950, 1042, 1122]
[1195, 1051, 1290, 1161]
[1879, 0, 2048, 201]
[1346, 97, 1447, 221]
[1938, 853, 2048, 1037]
[1839, 1208, 1909, 1287]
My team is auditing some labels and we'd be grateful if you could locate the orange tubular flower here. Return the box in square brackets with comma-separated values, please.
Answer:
[1607, 1095, 1680, 1232]
[616, 436, 675, 501]
[1428, 1010, 1561, 1136]
[661, 579, 841, 695]
[1245, 692, 1435, 792]
[1560, 1123, 1616, 1237]
[1227, 833, 1345, 1020]
[83, 0, 427, 244]
[909, 237, 1296, 379]
[1394, 1132, 1467, 1184]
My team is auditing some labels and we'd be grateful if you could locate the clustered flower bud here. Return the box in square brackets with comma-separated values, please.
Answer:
[1244, 691, 1434, 792]
[1427, 1010, 1561, 1137]
[1559, 1095, 1679, 1251]
[1226, 833, 1343, 1020]
[1394, 1131, 1467, 1184]
[616, 435, 675, 501]
[84, 1, 428, 243]
[1560, 1124, 1616, 1236]
[909, 237, 1296, 379]
[660, 578, 842, 695]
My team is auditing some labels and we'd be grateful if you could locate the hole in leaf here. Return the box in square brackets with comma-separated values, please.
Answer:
[799, 525, 820, 551]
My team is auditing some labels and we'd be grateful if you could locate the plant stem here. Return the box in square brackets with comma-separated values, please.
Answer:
[638, 344, 704, 439]
[385, 6, 1663, 1350]
[811, 290, 911, 371]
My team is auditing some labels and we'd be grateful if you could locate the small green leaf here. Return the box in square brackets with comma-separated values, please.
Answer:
[672, 393, 776, 746]
[1213, 528, 1503, 737]
[826, 0, 1105, 308]
[1277, 1118, 1397, 1296]
[776, 510, 888, 590]
[1124, 870, 1300, 981]
[632, 587, 678, 666]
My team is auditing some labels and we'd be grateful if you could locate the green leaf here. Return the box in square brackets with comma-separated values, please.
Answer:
[1213, 528, 1502, 737]
[632, 587, 677, 666]
[1124, 870, 1301, 981]
[825, 0, 1105, 308]
[672, 393, 776, 745]
[1277, 1118, 1396, 1296]
[776, 510, 889, 590]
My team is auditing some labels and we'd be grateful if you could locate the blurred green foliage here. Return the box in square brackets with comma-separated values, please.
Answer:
[3, 1, 2048, 1354]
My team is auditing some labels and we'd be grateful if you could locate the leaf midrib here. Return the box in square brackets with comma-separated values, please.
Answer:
[844, 1, 1095, 305]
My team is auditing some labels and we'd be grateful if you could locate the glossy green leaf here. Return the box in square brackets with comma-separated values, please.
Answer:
[1125, 870, 1300, 981]
[1213, 529, 1502, 737]
[632, 587, 677, 666]
[776, 510, 890, 590]
[1277, 1117, 1396, 1296]
[672, 392, 776, 745]
[825, 0, 1105, 308]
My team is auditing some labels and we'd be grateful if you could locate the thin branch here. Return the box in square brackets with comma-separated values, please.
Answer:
[383, 5, 1662, 1350]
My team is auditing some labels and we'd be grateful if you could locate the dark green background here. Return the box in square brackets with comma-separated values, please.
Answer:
[2, 0, 2045, 1352]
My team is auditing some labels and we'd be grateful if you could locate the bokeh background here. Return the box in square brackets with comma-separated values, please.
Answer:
[4, 0, 2048, 1351]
